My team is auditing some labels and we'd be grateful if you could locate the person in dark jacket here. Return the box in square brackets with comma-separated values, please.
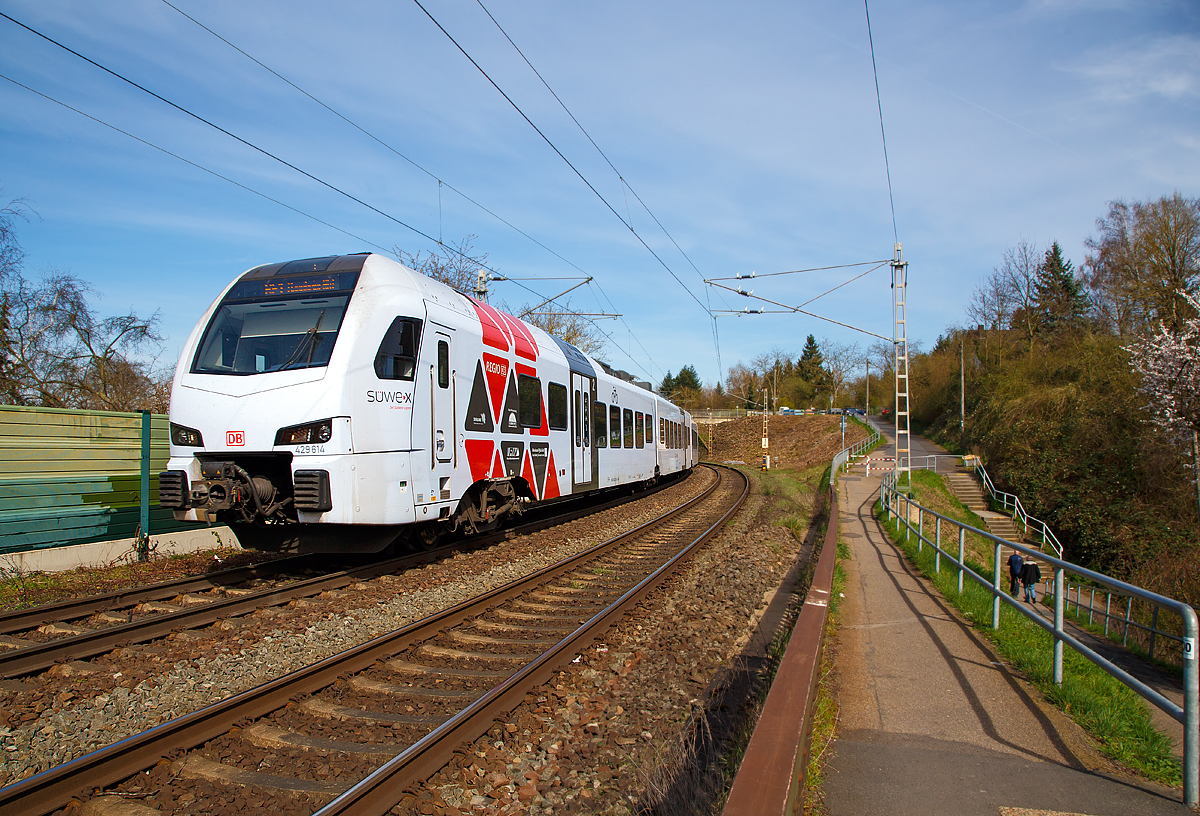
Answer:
[1020, 559, 1041, 604]
[1007, 550, 1024, 595]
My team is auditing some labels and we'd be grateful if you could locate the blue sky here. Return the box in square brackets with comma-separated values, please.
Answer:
[1, 0, 1197, 388]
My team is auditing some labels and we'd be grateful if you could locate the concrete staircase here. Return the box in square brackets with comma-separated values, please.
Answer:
[944, 471, 1023, 543]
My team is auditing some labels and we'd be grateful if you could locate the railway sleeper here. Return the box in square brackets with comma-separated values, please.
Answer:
[301, 697, 447, 725]
[176, 754, 343, 796]
[243, 722, 402, 758]
[450, 630, 560, 648]
[349, 675, 478, 700]
[473, 618, 577, 635]
[384, 658, 508, 679]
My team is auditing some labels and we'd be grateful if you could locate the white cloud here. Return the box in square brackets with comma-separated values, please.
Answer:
[1065, 35, 1200, 102]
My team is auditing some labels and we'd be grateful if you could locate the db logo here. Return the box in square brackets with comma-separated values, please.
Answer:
[226, 431, 245, 447]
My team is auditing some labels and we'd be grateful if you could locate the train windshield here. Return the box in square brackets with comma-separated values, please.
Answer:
[191, 271, 359, 375]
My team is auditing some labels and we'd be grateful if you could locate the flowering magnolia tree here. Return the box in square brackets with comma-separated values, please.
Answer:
[1126, 292, 1200, 441]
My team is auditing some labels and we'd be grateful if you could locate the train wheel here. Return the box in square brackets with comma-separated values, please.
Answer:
[417, 524, 441, 551]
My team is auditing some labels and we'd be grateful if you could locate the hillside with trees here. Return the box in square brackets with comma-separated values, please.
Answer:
[895, 192, 1200, 597]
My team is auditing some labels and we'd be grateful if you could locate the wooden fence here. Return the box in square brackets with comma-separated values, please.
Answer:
[0, 405, 193, 555]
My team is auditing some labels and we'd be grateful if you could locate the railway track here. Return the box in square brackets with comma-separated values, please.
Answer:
[0, 475, 687, 681]
[1, 464, 747, 816]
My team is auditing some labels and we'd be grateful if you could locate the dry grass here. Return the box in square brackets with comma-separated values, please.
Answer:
[0, 542, 286, 613]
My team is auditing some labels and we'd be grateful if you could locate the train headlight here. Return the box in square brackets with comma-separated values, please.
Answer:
[275, 418, 334, 446]
[170, 423, 204, 447]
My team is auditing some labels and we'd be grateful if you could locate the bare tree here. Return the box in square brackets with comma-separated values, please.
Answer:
[822, 338, 862, 407]
[965, 268, 1014, 331]
[0, 194, 30, 283]
[394, 235, 488, 295]
[1, 270, 167, 411]
[998, 240, 1042, 352]
[521, 300, 607, 357]
[1085, 193, 1200, 336]
[1084, 200, 1140, 335]
[724, 362, 759, 409]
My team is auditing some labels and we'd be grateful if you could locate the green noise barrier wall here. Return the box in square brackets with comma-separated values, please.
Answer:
[0, 405, 195, 555]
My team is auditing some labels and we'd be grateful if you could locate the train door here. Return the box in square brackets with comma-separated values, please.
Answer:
[571, 372, 594, 488]
[428, 329, 454, 504]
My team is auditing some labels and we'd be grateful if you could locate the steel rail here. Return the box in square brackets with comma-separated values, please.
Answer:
[0, 466, 735, 816]
[0, 554, 314, 635]
[314, 465, 749, 816]
[0, 475, 684, 679]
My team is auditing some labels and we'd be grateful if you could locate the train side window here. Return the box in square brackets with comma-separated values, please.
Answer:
[518, 374, 542, 428]
[593, 401, 607, 448]
[635, 411, 644, 448]
[623, 408, 634, 448]
[609, 405, 621, 448]
[660, 418, 665, 446]
[437, 340, 449, 388]
[646, 414, 653, 445]
[548, 383, 568, 431]
[373, 317, 422, 381]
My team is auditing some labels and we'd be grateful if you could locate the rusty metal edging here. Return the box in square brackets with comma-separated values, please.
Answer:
[721, 480, 839, 816]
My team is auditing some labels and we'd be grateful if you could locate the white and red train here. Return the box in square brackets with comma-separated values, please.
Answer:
[160, 253, 698, 552]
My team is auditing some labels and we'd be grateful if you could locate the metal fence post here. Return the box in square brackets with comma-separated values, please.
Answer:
[992, 540, 1002, 630]
[934, 517, 941, 574]
[1104, 593, 1111, 637]
[957, 527, 965, 595]
[138, 410, 151, 562]
[1054, 566, 1065, 685]
[905, 495, 911, 542]
[1124, 596, 1132, 647]
[1150, 606, 1159, 661]
[1089, 588, 1095, 626]
[1182, 605, 1199, 808]
[918, 507, 924, 553]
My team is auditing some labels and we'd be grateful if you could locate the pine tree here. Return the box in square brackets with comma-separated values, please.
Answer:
[1035, 242, 1089, 337]
[674, 365, 702, 391]
[798, 334, 826, 384]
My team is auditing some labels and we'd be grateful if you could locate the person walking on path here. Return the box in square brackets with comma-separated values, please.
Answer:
[1007, 550, 1024, 595]
[1020, 558, 1041, 604]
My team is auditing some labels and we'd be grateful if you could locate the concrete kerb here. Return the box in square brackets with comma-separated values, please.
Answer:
[1, 526, 238, 574]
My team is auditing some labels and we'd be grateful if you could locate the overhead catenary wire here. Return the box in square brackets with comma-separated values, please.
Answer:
[410, 0, 714, 323]
[707, 259, 891, 281]
[0, 10, 665, 379]
[157, 0, 669, 383]
[864, 0, 898, 243]
[158, 0, 596, 283]
[472, 0, 727, 371]
[708, 280, 893, 342]
[0, 73, 392, 255]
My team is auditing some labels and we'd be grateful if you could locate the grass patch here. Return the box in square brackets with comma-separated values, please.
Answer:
[875, 476, 1181, 787]
[803, 544, 847, 814]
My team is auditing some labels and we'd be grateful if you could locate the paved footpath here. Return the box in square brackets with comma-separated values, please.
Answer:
[824, 430, 1190, 816]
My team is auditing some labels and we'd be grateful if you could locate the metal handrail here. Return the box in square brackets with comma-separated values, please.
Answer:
[1054, 577, 1185, 664]
[967, 459, 1063, 559]
[879, 471, 1198, 806]
[835, 422, 881, 471]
